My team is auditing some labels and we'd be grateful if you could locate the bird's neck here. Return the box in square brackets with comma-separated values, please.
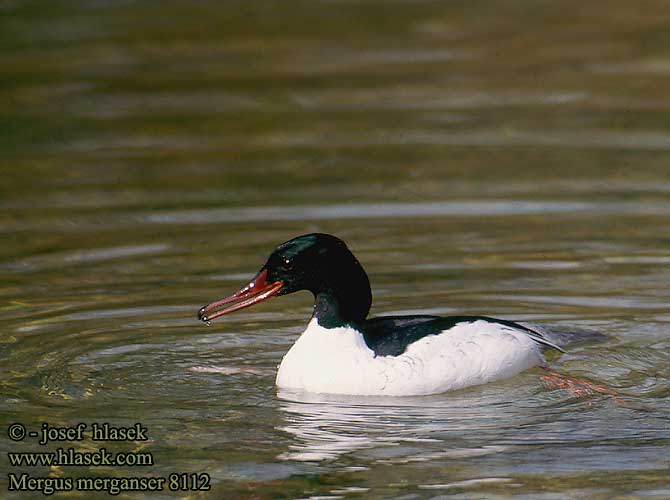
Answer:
[311, 265, 371, 329]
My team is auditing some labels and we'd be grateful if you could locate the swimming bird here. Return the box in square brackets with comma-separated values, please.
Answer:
[198, 233, 573, 396]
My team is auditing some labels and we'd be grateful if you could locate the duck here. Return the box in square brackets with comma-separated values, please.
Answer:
[197, 232, 568, 396]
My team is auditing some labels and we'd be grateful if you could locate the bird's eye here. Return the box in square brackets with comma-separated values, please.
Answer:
[281, 258, 293, 271]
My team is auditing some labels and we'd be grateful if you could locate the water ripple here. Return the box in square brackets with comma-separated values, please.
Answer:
[141, 200, 670, 226]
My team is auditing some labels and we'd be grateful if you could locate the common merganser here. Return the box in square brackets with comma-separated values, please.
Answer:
[197, 233, 567, 396]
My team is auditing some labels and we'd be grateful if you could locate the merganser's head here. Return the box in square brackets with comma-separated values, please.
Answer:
[198, 233, 371, 325]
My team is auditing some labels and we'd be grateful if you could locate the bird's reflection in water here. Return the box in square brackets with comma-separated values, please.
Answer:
[275, 383, 538, 462]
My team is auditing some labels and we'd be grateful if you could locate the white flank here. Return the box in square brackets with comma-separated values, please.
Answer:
[276, 318, 544, 396]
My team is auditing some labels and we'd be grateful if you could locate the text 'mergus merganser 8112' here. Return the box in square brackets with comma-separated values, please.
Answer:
[197, 233, 571, 396]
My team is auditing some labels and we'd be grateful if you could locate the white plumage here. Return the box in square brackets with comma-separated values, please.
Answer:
[276, 318, 545, 396]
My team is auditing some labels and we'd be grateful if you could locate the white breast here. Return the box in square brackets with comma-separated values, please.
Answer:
[275, 318, 545, 396]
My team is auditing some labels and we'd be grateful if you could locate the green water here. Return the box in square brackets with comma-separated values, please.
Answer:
[2, 1, 669, 498]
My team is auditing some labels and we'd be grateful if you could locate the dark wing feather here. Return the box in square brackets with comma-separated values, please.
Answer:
[360, 315, 567, 357]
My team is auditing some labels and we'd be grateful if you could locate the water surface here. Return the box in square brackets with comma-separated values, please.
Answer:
[2, 1, 670, 498]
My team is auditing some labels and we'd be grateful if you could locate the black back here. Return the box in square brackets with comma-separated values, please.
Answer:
[358, 315, 566, 357]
